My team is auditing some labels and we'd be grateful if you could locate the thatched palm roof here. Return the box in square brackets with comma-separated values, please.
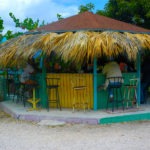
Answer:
[0, 31, 150, 67]
[0, 34, 44, 67]
[54, 32, 150, 64]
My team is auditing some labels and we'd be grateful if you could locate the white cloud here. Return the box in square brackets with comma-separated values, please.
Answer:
[24, 0, 78, 22]
[0, 0, 78, 33]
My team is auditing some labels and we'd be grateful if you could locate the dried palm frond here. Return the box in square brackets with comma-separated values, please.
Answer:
[55, 31, 141, 64]
[32, 32, 58, 54]
[124, 32, 142, 59]
[16, 34, 43, 57]
[0, 34, 44, 67]
[134, 34, 150, 50]
[88, 32, 106, 60]
[52, 32, 73, 54]
[54, 31, 91, 64]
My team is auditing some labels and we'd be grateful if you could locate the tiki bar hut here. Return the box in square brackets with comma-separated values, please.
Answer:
[0, 12, 150, 111]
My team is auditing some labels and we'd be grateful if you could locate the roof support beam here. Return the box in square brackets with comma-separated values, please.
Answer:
[136, 52, 141, 107]
[93, 57, 98, 110]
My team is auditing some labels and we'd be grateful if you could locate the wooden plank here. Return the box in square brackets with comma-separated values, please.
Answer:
[46, 73, 93, 109]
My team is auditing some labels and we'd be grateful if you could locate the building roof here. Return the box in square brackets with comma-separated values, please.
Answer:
[36, 11, 150, 34]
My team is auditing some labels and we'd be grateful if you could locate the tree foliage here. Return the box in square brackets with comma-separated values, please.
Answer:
[6, 12, 46, 39]
[78, 3, 94, 13]
[0, 17, 4, 40]
[39, 20, 46, 27]
[4, 30, 23, 40]
[57, 13, 64, 20]
[9, 12, 40, 30]
[96, 0, 150, 29]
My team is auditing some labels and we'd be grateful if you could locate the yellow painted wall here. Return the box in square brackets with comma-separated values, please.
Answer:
[46, 73, 93, 109]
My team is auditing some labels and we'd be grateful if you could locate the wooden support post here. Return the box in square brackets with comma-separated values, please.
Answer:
[93, 57, 98, 110]
[137, 52, 141, 107]
[0, 38, 8, 101]
[40, 55, 48, 108]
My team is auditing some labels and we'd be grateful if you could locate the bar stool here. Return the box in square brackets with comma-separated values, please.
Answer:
[46, 78, 61, 111]
[106, 77, 124, 112]
[71, 77, 89, 112]
[15, 78, 39, 108]
[27, 82, 40, 111]
[123, 78, 139, 108]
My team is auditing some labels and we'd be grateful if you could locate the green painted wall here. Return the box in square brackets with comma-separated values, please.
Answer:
[0, 77, 7, 101]
[35, 73, 47, 108]
[99, 112, 150, 124]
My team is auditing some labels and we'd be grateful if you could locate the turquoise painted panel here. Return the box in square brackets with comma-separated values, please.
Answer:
[35, 73, 42, 102]
[99, 112, 150, 124]
[97, 73, 137, 109]
[0, 37, 7, 44]
[97, 74, 107, 109]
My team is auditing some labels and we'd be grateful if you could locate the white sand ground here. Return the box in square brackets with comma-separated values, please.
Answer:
[0, 110, 150, 150]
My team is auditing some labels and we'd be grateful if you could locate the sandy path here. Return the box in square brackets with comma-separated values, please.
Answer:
[0, 110, 150, 150]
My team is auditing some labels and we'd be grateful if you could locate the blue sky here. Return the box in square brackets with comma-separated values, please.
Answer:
[0, 0, 108, 33]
